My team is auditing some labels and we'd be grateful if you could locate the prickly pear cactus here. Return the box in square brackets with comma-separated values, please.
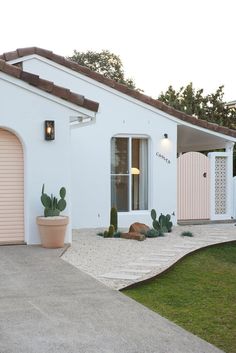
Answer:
[151, 209, 157, 221]
[166, 214, 173, 232]
[159, 214, 168, 233]
[44, 209, 60, 217]
[151, 209, 160, 230]
[153, 219, 160, 230]
[41, 184, 67, 217]
[150, 209, 173, 233]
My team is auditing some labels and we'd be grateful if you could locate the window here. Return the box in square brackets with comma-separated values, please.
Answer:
[111, 137, 148, 211]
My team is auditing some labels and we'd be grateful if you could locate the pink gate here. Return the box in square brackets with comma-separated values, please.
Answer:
[177, 152, 210, 220]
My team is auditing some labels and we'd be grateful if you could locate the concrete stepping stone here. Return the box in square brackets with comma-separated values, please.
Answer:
[128, 262, 165, 267]
[139, 257, 171, 262]
[100, 272, 141, 280]
[173, 244, 196, 249]
[206, 232, 228, 237]
[146, 253, 176, 257]
[207, 236, 229, 240]
[182, 241, 211, 246]
[189, 239, 214, 242]
[150, 251, 179, 255]
[118, 268, 151, 274]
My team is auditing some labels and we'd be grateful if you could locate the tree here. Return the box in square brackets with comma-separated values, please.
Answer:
[158, 83, 236, 129]
[69, 49, 137, 89]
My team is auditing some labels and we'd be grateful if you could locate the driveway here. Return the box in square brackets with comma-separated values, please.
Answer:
[0, 245, 223, 353]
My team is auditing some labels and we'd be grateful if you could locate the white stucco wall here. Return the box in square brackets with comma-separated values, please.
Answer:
[21, 57, 178, 229]
[0, 72, 82, 244]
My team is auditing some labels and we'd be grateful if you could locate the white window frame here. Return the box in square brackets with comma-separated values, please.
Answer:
[111, 134, 149, 212]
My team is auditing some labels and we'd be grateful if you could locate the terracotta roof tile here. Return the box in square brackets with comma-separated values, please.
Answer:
[21, 71, 40, 86]
[0, 61, 21, 78]
[0, 59, 99, 112]
[37, 79, 54, 93]
[1, 47, 235, 138]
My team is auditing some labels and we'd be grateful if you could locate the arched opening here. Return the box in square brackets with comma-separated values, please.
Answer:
[177, 152, 210, 220]
[0, 128, 24, 244]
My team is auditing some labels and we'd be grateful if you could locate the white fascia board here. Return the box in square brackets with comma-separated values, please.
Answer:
[8, 55, 236, 142]
[178, 142, 231, 153]
[8, 55, 37, 66]
[0, 71, 96, 118]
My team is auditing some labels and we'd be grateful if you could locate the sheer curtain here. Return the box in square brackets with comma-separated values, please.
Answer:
[139, 139, 148, 210]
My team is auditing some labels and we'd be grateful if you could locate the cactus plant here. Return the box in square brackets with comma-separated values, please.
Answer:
[103, 230, 109, 238]
[146, 229, 157, 238]
[151, 209, 157, 221]
[165, 214, 173, 232]
[151, 209, 160, 231]
[108, 224, 115, 237]
[110, 207, 118, 232]
[150, 209, 173, 234]
[41, 184, 67, 217]
[159, 214, 168, 233]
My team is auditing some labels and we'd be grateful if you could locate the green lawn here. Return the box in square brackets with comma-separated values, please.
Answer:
[123, 242, 236, 353]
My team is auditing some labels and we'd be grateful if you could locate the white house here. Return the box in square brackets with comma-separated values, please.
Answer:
[0, 47, 236, 245]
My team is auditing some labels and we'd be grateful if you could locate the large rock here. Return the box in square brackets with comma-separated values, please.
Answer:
[121, 232, 145, 241]
[129, 222, 150, 235]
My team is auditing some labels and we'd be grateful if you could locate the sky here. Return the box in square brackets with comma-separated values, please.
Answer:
[1, 0, 235, 101]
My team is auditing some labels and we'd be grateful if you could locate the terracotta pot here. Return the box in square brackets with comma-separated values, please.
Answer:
[36, 216, 69, 248]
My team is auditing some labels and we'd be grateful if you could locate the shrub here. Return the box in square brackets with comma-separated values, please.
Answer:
[181, 231, 193, 237]
[146, 229, 164, 238]
[113, 232, 121, 238]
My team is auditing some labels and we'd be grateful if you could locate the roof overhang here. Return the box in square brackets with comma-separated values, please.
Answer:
[178, 124, 236, 153]
[0, 71, 97, 122]
[1, 47, 236, 141]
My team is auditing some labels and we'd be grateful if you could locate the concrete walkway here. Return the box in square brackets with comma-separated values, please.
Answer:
[0, 244, 224, 353]
[62, 224, 236, 290]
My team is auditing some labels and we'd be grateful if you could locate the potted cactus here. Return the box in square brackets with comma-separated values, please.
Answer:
[36, 184, 69, 248]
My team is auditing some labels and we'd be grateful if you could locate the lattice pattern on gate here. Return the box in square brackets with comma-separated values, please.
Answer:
[215, 157, 227, 215]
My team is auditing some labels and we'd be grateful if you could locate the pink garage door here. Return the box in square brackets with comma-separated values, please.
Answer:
[177, 152, 210, 220]
[0, 128, 24, 243]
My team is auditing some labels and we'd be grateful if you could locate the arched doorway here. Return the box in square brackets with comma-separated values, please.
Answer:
[177, 152, 210, 220]
[0, 128, 24, 243]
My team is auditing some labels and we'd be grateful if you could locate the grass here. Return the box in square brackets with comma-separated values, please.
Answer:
[123, 242, 236, 353]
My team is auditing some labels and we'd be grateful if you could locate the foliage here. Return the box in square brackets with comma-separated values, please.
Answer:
[103, 230, 109, 238]
[97, 229, 121, 238]
[113, 231, 121, 238]
[181, 231, 193, 237]
[146, 228, 164, 238]
[124, 243, 236, 353]
[97, 206, 120, 238]
[41, 184, 66, 217]
[158, 83, 236, 129]
[110, 207, 118, 232]
[97, 207, 120, 238]
[69, 49, 137, 89]
[151, 209, 173, 233]
[108, 224, 115, 237]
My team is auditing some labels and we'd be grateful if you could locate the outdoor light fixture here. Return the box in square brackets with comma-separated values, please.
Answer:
[45, 120, 55, 141]
[164, 133, 168, 139]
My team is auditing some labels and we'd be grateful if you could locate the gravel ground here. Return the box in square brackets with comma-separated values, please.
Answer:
[62, 224, 236, 290]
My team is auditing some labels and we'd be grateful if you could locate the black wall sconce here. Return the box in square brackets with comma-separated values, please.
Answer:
[164, 133, 168, 139]
[45, 120, 55, 141]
